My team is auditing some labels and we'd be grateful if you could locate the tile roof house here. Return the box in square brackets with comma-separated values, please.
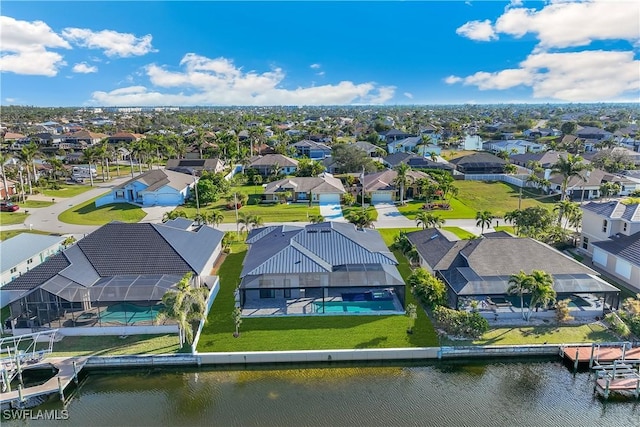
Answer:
[248, 154, 299, 177]
[165, 158, 225, 175]
[361, 169, 432, 203]
[1, 234, 67, 288]
[262, 174, 345, 204]
[96, 169, 196, 207]
[238, 222, 405, 315]
[1, 221, 223, 333]
[580, 201, 640, 291]
[289, 140, 332, 159]
[107, 132, 144, 144]
[448, 152, 507, 174]
[406, 229, 620, 319]
[382, 152, 453, 171]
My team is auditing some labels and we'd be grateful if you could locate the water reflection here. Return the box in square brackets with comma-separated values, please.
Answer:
[16, 362, 639, 427]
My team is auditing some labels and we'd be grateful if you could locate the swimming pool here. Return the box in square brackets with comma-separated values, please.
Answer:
[99, 303, 162, 324]
[313, 300, 397, 314]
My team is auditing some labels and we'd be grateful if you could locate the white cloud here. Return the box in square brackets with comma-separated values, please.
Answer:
[404, 92, 413, 99]
[90, 53, 395, 106]
[72, 62, 98, 73]
[316, 71, 325, 77]
[450, 0, 640, 101]
[456, 0, 639, 49]
[5, 98, 16, 103]
[310, 63, 321, 69]
[447, 50, 640, 102]
[0, 16, 70, 76]
[62, 28, 156, 57]
[444, 76, 463, 84]
[455, 20, 497, 42]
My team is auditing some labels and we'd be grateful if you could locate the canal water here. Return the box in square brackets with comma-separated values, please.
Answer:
[18, 360, 640, 426]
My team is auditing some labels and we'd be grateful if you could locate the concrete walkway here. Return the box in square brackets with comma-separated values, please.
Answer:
[319, 203, 346, 222]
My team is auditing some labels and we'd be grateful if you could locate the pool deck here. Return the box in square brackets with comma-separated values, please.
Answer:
[242, 294, 404, 317]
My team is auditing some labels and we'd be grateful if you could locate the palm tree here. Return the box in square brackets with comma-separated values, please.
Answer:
[159, 273, 209, 347]
[415, 212, 445, 229]
[0, 152, 11, 200]
[504, 210, 522, 235]
[250, 214, 264, 230]
[17, 142, 38, 194]
[309, 214, 325, 224]
[507, 270, 533, 320]
[81, 147, 100, 187]
[551, 154, 591, 201]
[346, 209, 375, 229]
[208, 210, 225, 227]
[237, 211, 253, 233]
[475, 210, 494, 235]
[394, 163, 411, 205]
[554, 200, 579, 228]
[526, 270, 556, 321]
[162, 209, 188, 222]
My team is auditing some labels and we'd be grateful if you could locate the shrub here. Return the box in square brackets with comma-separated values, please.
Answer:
[407, 269, 447, 309]
[555, 299, 574, 324]
[604, 312, 630, 337]
[433, 306, 489, 339]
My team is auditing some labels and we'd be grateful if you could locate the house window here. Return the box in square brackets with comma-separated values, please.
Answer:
[602, 220, 608, 233]
[26, 258, 33, 264]
[623, 222, 628, 232]
[10, 267, 17, 273]
[284, 289, 291, 298]
[260, 289, 275, 299]
[582, 236, 589, 250]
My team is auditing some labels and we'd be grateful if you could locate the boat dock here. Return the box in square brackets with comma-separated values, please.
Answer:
[0, 357, 87, 408]
[560, 342, 640, 400]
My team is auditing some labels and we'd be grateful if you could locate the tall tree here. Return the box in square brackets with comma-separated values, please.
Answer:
[0, 152, 11, 200]
[526, 270, 556, 321]
[475, 210, 494, 235]
[394, 163, 411, 205]
[159, 273, 209, 347]
[81, 147, 100, 187]
[551, 154, 591, 201]
[415, 212, 445, 229]
[507, 270, 533, 320]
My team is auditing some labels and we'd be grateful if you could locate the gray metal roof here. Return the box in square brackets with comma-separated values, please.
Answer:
[241, 222, 398, 278]
[0, 233, 66, 272]
[153, 223, 224, 275]
[263, 176, 345, 195]
[583, 201, 640, 222]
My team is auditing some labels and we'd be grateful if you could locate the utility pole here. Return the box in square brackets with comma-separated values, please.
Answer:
[192, 171, 200, 223]
[518, 187, 522, 210]
[361, 165, 366, 213]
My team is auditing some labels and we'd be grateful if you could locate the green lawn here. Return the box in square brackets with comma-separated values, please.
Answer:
[442, 227, 476, 239]
[442, 323, 617, 346]
[343, 205, 379, 221]
[1, 229, 56, 241]
[58, 195, 146, 225]
[169, 185, 320, 223]
[494, 225, 516, 235]
[0, 212, 28, 225]
[197, 236, 439, 352]
[47, 334, 182, 357]
[454, 181, 555, 217]
[38, 184, 94, 198]
[19, 200, 54, 208]
[397, 199, 476, 220]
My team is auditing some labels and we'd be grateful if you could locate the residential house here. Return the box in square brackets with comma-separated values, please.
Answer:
[96, 169, 195, 207]
[462, 134, 483, 151]
[380, 129, 413, 143]
[510, 151, 570, 169]
[547, 168, 636, 201]
[485, 139, 546, 154]
[1, 234, 66, 288]
[238, 222, 405, 315]
[361, 169, 432, 203]
[0, 177, 18, 199]
[3, 132, 26, 150]
[353, 141, 384, 159]
[577, 126, 612, 141]
[387, 136, 421, 154]
[523, 128, 561, 138]
[107, 132, 143, 145]
[248, 154, 299, 177]
[289, 140, 332, 159]
[165, 158, 225, 176]
[406, 229, 620, 319]
[63, 130, 108, 147]
[263, 174, 345, 204]
[580, 201, 640, 291]
[1, 221, 223, 333]
[448, 152, 506, 174]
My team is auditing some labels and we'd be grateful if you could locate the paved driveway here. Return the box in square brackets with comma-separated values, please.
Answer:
[319, 203, 346, 222]
[373, 202, 414, 227]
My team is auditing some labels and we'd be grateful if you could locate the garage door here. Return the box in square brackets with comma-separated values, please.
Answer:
[155, 192, 183, 206]
[319, 193, 340, 204]
[592, 247, 607, 267]
[371, 191, 393, 203]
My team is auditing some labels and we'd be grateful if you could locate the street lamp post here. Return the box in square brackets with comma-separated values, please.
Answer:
[192, 171, 200, 222]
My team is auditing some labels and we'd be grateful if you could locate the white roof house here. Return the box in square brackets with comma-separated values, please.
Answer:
[1, 233, 66, 288]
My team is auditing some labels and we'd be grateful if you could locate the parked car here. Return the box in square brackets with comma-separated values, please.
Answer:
[0, 201, 19, 212]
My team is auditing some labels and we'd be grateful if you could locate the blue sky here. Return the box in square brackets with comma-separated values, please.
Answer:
[1, 1, 638, 106]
